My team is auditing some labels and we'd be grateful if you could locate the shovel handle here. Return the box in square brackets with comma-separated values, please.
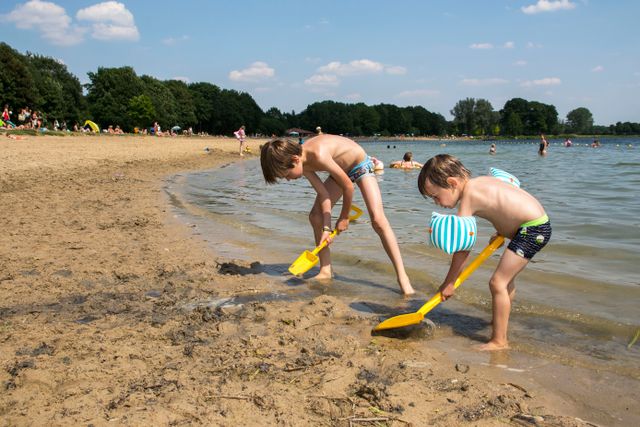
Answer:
[417, 236, 505, 316]
[311, 229, 338, 255]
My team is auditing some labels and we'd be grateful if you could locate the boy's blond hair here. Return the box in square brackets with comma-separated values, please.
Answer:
[260, 138, 303, 184]
[418, 154, 471, 195]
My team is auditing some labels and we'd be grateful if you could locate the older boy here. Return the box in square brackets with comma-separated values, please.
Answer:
[260, 135, 415, 295]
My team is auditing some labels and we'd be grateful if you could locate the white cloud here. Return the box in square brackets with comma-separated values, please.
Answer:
[396, 89, 439, 98]
[503, 41, 515, 49]
[304, 74, 340, 87]
[521, 77, 562, 87]
[171, 76, 190, 83]
[76, 1, 139, 41]
[2, 0, 85, 46]
[527, 41, 543, 48]
[591, 65, 604, 73]
[229, 62, 275, 82]
[522, 0, 576, 15]
[470, 43, 493, 49]
[460, 78, 509, 86]
[385, 66, 407, 75]
[163, 35, 190, 46]
[514, 60, 528, 66]
[316, 59, 405, 76]
[318, 59, 384, 75]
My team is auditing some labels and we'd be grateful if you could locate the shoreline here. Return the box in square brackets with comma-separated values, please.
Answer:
[0, 134, 634, 425]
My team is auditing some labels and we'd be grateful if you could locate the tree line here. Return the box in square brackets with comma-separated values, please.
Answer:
[1, 42, 638, 136]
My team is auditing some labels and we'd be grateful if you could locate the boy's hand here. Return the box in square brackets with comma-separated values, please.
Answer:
[439, 282, 455, 301]
[335, 217, 349, 233]
[320, 230, 333, 246]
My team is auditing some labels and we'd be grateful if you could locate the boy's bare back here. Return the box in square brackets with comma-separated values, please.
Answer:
[458, 176, 546, 238]
[301, 135, 367, 173]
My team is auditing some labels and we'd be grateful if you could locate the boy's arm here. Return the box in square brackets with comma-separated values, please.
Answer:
[439, 250, 471, 300]
[320, 159, 354, 232]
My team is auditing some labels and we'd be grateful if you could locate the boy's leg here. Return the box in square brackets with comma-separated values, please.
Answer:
[357, 176, 415, 295]
[479, 249, 528, 351]
[309, 177, 343, 279]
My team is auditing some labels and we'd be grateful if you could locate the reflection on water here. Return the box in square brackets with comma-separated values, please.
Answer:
[166, 137, 640, 378]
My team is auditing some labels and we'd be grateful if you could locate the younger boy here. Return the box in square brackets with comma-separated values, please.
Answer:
[260, 135, 415, 295]
[418, 154, 551, 350]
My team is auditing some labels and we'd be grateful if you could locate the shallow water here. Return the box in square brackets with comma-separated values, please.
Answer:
[166, 137, 640, 378]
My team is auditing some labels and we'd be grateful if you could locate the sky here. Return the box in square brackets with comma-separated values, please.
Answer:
[1, 0, 639, 125]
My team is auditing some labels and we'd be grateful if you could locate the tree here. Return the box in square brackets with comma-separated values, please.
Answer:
[450, 98, 476, 135]
[27, 54, 86, 123]
[450, 98, 495, 135]
[128, 95, 156, 129]
[86, 66, 144, 130]
[566, 107, 594, 134]
[0, 43, 38, 114]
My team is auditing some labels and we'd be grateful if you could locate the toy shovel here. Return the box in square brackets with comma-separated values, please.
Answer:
[288, 205, 364, 276]
[373, 236, 505, 331]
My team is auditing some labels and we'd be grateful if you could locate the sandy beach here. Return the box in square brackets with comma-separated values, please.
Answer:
[0, 134, 617, 426]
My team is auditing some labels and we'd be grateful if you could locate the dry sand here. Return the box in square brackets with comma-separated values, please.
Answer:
[0, 134, 604, 425]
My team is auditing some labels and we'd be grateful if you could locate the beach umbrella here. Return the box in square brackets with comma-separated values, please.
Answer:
[171, 125, 181, 132]
[289, 131, 299, 136]
[83, 120, 99, 132]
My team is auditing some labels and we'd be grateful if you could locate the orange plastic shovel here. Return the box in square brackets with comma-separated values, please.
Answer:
[288, 204, 363, 276]
[373, 236, 505, 331]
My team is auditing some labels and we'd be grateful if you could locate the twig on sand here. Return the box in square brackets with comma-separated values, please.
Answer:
[211, 394, 253, 401]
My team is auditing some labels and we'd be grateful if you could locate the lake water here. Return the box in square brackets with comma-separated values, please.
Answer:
[166, 137, 640, 379]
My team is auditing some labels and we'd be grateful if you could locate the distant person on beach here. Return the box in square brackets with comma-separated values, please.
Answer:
[260, 135, 415, 295]
[390, 152, 423, 169]
[591, 139, 601, 148]
[564, 138, 572, 147]
[2, 105, 10, 122]
[418, 154, 551, 350]
[489, 143, 497, 155]
[315, 126, 323, 135]
[538, 134, 548, 156]
[234, 125, 246, 156]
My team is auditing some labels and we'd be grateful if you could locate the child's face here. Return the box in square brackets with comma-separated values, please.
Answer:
[282, 157, 304, 181]
[423, 178, 460, 209]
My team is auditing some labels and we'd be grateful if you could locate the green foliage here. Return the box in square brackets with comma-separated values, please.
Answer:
[26, 54, 85, 123]
[500, 98, 559, 135]
[128, 95, 156, 129]
[566, 107, 594, 133]
[450, 98, 497, 135]
[0, 43, 39, 112]
[86, 66, 144, 130]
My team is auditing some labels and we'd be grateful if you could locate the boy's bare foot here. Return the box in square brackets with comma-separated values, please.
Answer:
[475, 341, 509, 351]
[313, 268, 334, 281]
[398, 275, 415, 296]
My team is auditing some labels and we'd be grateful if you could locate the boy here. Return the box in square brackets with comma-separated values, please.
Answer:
[260, 135, 415, 296]
[418, 154, 551, 350]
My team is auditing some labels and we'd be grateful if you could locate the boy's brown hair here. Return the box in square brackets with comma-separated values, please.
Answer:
[417, 154, 471, 195]
[260, 138, 303, 184]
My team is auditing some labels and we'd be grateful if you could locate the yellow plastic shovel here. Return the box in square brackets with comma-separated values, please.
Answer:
[288, 205, 363, 276]
[373, 236, 505, 332]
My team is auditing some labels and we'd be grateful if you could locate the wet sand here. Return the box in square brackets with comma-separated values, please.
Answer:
[0, 134, 628, 425]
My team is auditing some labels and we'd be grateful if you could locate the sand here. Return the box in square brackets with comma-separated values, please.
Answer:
[0, 134, 611, 425]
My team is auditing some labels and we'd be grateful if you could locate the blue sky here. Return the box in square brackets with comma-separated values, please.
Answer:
[1, 0, 639, 125]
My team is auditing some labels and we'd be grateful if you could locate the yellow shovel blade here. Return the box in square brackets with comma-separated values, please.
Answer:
[372, 237, 505, 332]
[288, 250, 320, 276]
[373, 312, 425, 331]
